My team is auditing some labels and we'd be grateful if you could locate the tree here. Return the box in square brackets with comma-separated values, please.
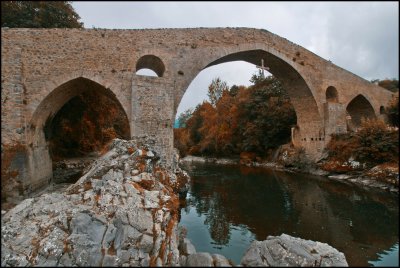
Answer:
[378, 79, 399, 92]
[386, 96, 399, 127]
[371, 78, 399, 92]
[177, 108, 193, 128]
[250, 69, 266, 85]
[229, 85, 240, 97]
[1, 1, 83, 28]
[238, 75, 296, 153]
[207, 77, 229, 107]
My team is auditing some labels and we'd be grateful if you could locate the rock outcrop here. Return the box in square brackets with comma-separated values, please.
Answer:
[240, 234, 348, 267]
[1, 139, 189, 267]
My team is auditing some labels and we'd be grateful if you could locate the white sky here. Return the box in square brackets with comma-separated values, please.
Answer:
[72, 1, 399, 117]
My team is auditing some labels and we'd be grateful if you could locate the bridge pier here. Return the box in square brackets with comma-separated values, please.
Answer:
[26, 143, 52, 194]
[131, 76, 175, 168]
[291, 120, 326, 161]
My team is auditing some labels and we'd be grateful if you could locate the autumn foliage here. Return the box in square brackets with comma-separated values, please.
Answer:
[326, 118, 399, 166]
[174, 73, 297, 157]
[47, 89, 130, 159]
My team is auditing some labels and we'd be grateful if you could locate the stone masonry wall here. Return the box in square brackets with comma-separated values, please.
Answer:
[1, 27, 395, 196]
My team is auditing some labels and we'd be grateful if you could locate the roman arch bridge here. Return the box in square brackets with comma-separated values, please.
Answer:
[1, 27, 395, 195]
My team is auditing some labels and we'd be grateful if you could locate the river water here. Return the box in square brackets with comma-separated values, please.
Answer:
[178, 162, 399, 267]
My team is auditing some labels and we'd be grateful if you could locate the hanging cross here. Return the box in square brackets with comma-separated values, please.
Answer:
[256, 59, 270, 76]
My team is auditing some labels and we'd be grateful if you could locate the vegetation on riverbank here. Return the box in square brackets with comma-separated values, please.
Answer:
[175, 76, 399, 188]
[319, 118, 398, 186]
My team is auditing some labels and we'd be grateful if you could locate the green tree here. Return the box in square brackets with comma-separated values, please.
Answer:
[229, 85, 240, 97]
[1, 1, 83, 28]
[207, 77, 229, 107]
[238, 75, 296, 153]
[250, 69, 266, 85]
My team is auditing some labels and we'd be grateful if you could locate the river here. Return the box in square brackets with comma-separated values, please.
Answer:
[178, 162, 399, 267]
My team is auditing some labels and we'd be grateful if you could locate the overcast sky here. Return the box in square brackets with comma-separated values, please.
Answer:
[72, 1, 399, 116]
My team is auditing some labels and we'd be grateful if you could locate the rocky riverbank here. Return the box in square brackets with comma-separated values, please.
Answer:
[178, 234, 348, 266]
[2, 139, 349, 267]
[180, 154, 399, 194]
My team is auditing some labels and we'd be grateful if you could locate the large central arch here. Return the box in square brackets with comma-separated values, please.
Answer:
[175, 48, 324, 159]
[204, 49, 321, 125]
[25, 77, 131, 192]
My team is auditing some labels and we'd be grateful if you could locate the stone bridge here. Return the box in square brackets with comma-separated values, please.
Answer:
[1, 27, 395, 196]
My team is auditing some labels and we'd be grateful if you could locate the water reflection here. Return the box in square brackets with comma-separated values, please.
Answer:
[179, 162, 399, 266]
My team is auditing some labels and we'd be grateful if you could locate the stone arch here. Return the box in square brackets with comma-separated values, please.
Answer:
[326, 86, 339, 103]
[176, 49, 321, 131]
[174, 48, 325, 160]
[29, 77, 130, 136]
[346, 94, 376, 129]
[136, 55, 165, 77]
[26, 77, 131, 191]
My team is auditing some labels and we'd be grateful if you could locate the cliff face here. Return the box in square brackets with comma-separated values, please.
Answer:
[1, 138, 189, 266]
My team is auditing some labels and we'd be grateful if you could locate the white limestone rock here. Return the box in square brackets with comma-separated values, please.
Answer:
[241, 233, 348, 267]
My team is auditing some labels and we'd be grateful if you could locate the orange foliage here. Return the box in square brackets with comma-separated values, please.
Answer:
[47, 88, 130, 158]
[325, 118, 398, 167]
[174, 76, 296, 157]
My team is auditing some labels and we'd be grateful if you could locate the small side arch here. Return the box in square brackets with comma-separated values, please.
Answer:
[346, 94, 376, 129]
[136, 55, 165, 77]
[326, 86, 339, 103]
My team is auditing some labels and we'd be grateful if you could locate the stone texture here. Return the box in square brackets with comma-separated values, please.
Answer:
[240, 233, 348, 267]
[1, 139, 190, 267]
[186, 252, 214, 267]
[212, 254, 232, 267]
[144, 190, 160, 209]
[180, 238, 197, 255]
[1, 27, 394, 199]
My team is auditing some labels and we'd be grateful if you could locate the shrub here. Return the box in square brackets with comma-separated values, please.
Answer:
[355, 118, 398, 164]
[325, 133, 359, 162]
[326, 118, 398, 167]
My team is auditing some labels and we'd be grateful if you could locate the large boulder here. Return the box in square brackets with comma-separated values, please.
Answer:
[1, 138, 189, 267]
[241, 234, 348, 267]
[186, 252, 214, 267]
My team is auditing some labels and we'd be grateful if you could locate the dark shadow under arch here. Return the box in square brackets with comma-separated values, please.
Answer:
[26, 77, 131, 187]
[326, 86, 339, 103]
[28, 77, 130, 157]
[346, 94, 376, 128]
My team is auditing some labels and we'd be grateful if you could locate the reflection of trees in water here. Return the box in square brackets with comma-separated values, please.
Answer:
[183, 163, 399, 267]
[186, 165, 296, 243]
[204, 192, 231, 246]
[186, 182, 231, 245]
